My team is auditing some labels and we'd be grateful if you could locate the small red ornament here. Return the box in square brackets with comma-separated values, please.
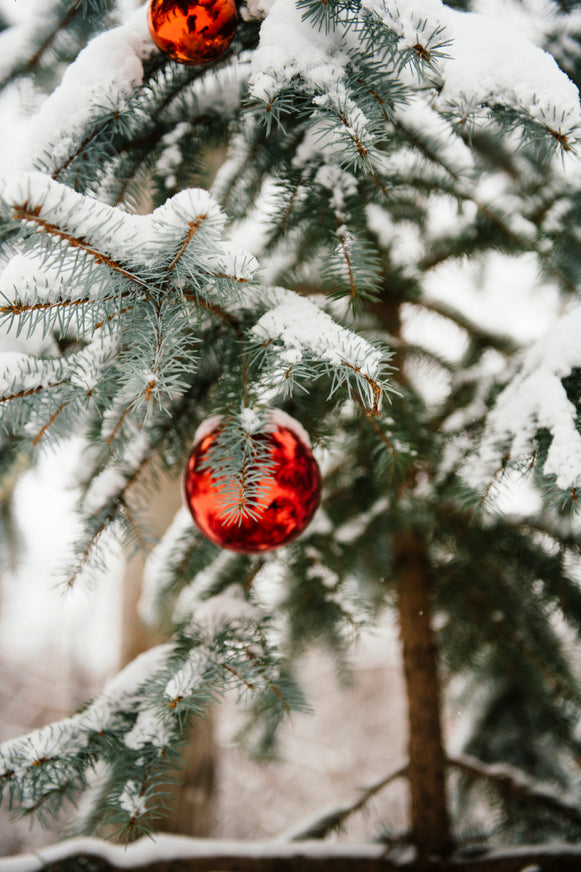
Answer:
[148, 0, 237, 66]
[183, 411, 321, 553]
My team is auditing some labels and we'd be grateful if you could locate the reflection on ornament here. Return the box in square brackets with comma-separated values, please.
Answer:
[148, 0, 238, 66]
[183, 411, 321, 553]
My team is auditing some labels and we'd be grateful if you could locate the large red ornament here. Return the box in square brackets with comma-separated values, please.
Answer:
[148, 0, 238, 66]
[183, 411, 321, 553]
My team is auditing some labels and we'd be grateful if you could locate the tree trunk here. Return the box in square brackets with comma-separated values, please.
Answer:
[160, 716, 216, 836]
[396, 530, 452, 863]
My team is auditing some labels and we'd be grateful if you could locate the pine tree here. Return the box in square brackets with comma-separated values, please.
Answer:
[2, 0, 581, 869]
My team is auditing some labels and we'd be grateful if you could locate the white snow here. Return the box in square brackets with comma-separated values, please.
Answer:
[250, 0, 581, 151]
[196, 585, 260, 624]
[0, 643, 174, 812]
[394, 98, 475, 177]
[424, 252, 560, 345]
[362, 0, 581, 130]
[1, 6, 155, 175]
[251, 288, 386, 384]
[0, 3, 59, 84]
[0, 834, 388, 871]
[0, 352, 60, 398]
[366, 208, 425, 272]
[119, 781, 149, 818]
[249, 0, 348, 103]
[1, 172, 226, 272]
[466, 304, 581, 492]
[335, 497, 389, 545]
[251, 558, 289, 610]
[99, 643, 174, 707]
[164, 649, 209, 701]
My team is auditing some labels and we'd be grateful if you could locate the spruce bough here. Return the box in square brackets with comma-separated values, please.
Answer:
[1, 0, 581, 867]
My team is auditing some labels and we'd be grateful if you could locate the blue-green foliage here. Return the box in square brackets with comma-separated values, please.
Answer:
[1, 0, 581, 849]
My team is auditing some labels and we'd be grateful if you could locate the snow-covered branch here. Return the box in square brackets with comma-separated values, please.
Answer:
[250, 287, 393, 413]
[3, 834, 581, 872]
[465, 303, 581, 498]
[282, 760, 408, 841]
[449, 753, 581, 825]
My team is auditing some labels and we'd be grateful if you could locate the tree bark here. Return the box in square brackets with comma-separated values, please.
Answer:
[396, 530, 452, 862]
[160, 716, 216, 836]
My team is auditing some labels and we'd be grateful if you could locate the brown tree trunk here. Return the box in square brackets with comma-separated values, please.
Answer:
[160, 717, 216, 836]
[396, 530, 452, 863]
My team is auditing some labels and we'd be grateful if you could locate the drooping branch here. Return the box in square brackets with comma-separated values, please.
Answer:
[283, 760, 408, 841]
[449, 753, 581, 825]
[64, 443, 158, 588]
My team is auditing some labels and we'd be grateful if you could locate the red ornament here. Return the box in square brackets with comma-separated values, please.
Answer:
[148, 0, 238, 66]
[183, 411, 321, 553]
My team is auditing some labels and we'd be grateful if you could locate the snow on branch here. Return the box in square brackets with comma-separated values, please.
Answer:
[250, 288, 392, 413]
[0, 645, 173, 820]
[2, 172, 226, 276]
[1, 173, 259, 355]
[0, 1, 73, 88]
[3, 6, 155, 176]
[0, 836, 387, 872]
[449, 753, 581, 826]
[0, 353, 64, 405]
[464, 304, 581, 496]
[0, 611, 301, 833]
[251, 0, 581, 161]
[365, 0, 581, 132]
[4, 834, 581, 872]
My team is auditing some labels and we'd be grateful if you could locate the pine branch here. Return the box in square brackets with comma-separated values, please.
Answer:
[393, 118, 578, 294]
[65, 442, 158, 588]
[448, 753, 581, 826]
[282, 760, 408, 841]
[419, 299, 520, 356]
[184, 293, 242, 336]
[0, 380, 67, 405]
[167, 217, 208, 272]
[10, 204, 154, 296]
[0, 3, 79, 91]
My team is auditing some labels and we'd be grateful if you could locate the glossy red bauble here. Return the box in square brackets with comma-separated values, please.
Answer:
[183, 412, 321, 553]
[148, 0, 238, 66]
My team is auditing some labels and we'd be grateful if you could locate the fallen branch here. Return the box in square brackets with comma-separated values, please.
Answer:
[3, 835, 581, 872]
